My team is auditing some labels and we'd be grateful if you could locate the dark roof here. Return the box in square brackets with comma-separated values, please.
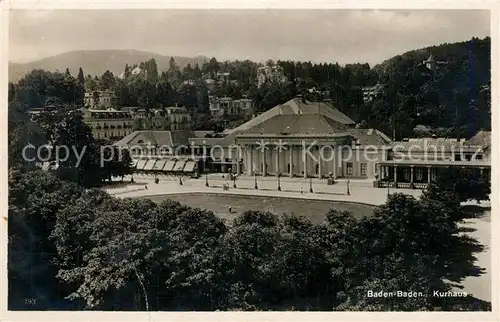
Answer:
[115, 130, 199, 147]
[242, 113, 349, 135]
[466, 131, 491, 148]
[388, 138, 479, 152]
[121, 107, 139, 112]
[226, 97, 355, 135]
[193, 131, 215, 138]
[348, 128, 392, 146]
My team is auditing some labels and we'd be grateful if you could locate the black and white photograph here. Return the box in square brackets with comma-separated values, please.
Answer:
[2, 5, 497, 318]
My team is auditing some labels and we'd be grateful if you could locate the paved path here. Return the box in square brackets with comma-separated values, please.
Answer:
[107, 174, 422, 206]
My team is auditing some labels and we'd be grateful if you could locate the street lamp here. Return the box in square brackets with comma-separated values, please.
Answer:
[254, 174, 258, 190]
[277, 172, 281, 191]
[309, 176, 313, 193]
[205, 173, 209, 187]
[346, 179, 350, 196]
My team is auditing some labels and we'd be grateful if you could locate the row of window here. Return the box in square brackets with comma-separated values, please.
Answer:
[95, 131, 132, 139]
[346, 162, 367, 176]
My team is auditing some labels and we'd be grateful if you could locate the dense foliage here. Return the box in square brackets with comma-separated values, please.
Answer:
[8, 101, 133, 187]
[8, 169, 491, 311]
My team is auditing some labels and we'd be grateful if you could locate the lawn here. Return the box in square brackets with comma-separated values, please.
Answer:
[144, 193, 375, 224]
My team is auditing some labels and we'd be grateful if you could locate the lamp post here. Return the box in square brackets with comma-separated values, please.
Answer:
[309, 176, 313, 193]
[346, 179, 350, 196]
[254, 174, 258, 190]
[277, 172, 281, 191]
[205, 173, 209, 187]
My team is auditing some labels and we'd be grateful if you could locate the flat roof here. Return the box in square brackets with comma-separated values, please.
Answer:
[379, 159, 490, 167]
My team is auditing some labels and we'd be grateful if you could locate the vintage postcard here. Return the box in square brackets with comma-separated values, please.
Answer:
[1, 1, 498, 321]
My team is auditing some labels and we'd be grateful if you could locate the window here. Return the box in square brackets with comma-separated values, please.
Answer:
[346, 162, 353, 175]
[476, 154, 483, 160]
[416, 167, 423, 181]
[360, 163, 367, 176]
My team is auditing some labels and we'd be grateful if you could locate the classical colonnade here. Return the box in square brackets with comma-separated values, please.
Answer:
[231, 143, 342, 178]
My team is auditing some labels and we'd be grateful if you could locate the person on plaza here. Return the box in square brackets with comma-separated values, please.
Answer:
[228, 206, 232, 213]
[145, 185, 148, 190]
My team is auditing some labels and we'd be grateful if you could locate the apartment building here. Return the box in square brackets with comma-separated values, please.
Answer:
[209, 96, 254, 118]
[84, 90, 115, 109]
[257, 65, 287, 88]
[83, 108, 134, 141]
[122, 106, 192, 131]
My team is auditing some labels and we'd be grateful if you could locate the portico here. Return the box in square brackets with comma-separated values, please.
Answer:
[377, 160, 491, 189]
[236, 134, 349, 178]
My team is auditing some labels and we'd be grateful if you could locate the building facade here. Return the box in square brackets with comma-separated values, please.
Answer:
[84, 90, 115, 109]
[257, 65, 287, 88]
[209, 96, 254, 118]
[122, 106, 192, 131]
[362, 84, 384, 103]
[376, 133, 491, 189]
[192, 97, 392, 176]
[83, 108, 134, 141]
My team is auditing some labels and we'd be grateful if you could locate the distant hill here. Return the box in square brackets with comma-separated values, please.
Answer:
[373, 37, 491, 77]
[9, 50, 210, 81]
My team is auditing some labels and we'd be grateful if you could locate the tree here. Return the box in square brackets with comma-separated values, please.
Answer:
[77, 68, 85, 86]
[85, 74, 98, 92]
[14, 69, 83, 109]
[9, 82, 16, 102]
[144, 58, 158, 84]
[34, 107, 102, 187]
[99, 70, 116, 91]
[8, 170, 84, 309]
[8, 101, 47, 169]
[196, 83, 210, 114]
[427, 167, 490, 203]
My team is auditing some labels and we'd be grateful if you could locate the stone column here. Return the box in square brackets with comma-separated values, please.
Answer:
[480, 167, 484, 175]
[249, 145, 254, 175]
[289, 145, 293, 177]
[318, 151, 322, 178]
[262, 148, 266, 177]
[236, 146, 241, 174]
[275, 147, 280, 175]
[332, 146, 336, 179]
[427, 166, 431, 184]
[394, 165, 398, 187]
[303, 145, 308, 178]
[410, 166, 414, 183]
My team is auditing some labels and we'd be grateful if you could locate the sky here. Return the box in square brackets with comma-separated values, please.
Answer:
[9, 9, 490, 65]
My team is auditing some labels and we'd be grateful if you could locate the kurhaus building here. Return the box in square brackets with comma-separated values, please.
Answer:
[114, 96, 491, 188]
[190, 97, 392, 178]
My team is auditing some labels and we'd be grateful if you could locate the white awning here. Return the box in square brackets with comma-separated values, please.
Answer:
[173, 159, 187, 171]
[163, 160, 177, 172]
[136, 159, 148, 170]
[183, 160, 196, 172]
[152, 160, 167, 171]
[143, 159, 157, 171]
